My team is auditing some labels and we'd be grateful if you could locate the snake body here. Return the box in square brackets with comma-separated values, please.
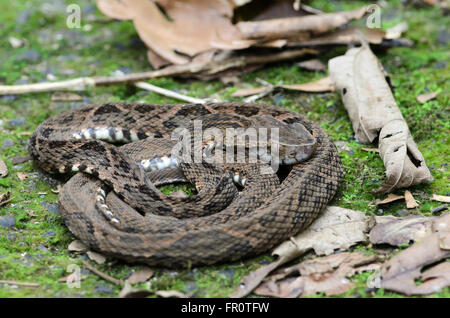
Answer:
[29, 102, 343, 267]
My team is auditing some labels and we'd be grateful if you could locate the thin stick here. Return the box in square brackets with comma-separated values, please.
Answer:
[81, 260, 123, 286]
[0, 49, 316, 95]
[0, 280, 39, 288]
[134, 82, 207, 104]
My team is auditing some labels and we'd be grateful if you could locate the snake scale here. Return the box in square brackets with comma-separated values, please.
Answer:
[29, 102, 343, 268]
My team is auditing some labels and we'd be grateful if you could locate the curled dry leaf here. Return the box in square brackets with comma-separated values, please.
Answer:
[126, 267, 154, 285]
[254, 252, 380, 298]
[231, 206, 369, 297]
[380, 213, 450, 295]
[329, 42, 433, 193]
[0, 158, 8, 178]
[369, 215, 436, 246]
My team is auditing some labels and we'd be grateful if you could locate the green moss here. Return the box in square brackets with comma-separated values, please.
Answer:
[0, 0, 448, 297]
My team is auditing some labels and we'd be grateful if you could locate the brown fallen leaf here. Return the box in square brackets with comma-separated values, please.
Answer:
[329, 39, 433, 193]
[254, 252, 380, 298]
[231, 206, 369, 297]
[97, 0, 245, 65]
[0, 158, 7, 178]
[86, 250, 107, 264]
[0, 192, 11, 207]
[380, 213, 450, 295]
[51, 92, 83, 102]
[375, 193, 404, 205]
[432, 194, 450, 203]
[279, 77, 334, 93]
[369, 215, 436, 246]
[126, 267, 154, 285]
[404, 190, 419, 209]
[416, 91, 439, 103]
[297, 59, 326, 71]
[68, 240, 89, 253]
[17, 172, 27, 181]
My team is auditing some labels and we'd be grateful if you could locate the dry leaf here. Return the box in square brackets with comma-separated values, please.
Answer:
[254, 252, 380, 298]
[416, 91, 438, 103]
[329, 42, 433, 193]
[279, 77, 334, 93]
[86, 250, 106, 264]
[237, 6, 369, 39]
[369, 215, 436, 246]
[385, 22, 409, 40]
[97, 0, 244, 65]
[68, 240, 88, 253]
[0, 158, 7, 178]
[17, 172, 27, 181]
[432, 194, 450, 203]
[51, 92, 83, 102]
[127, 267, 154, 285]
[231, 206, 369, 297]
[380, 213, 450, 295]
[404, 190, 419, 209]
[375, 193, 404, 205]
[0, 192, 11, 207]
[155, 290, 188, 298]
[297, 59, 326, 71]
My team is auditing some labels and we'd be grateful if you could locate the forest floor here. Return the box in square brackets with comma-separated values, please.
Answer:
[0, 0, 448, 297]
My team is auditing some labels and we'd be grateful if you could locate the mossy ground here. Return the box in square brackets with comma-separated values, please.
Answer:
[0, 0, 448, 298]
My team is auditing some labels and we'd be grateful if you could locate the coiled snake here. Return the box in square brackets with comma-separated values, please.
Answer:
[29, 102, 343, 267]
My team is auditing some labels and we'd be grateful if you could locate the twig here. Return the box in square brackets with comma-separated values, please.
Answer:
[0, 280, 39, 288]
[0, 49, 316, 95]
[134, 82, 207, 104]
[81, 260, 123, 286]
